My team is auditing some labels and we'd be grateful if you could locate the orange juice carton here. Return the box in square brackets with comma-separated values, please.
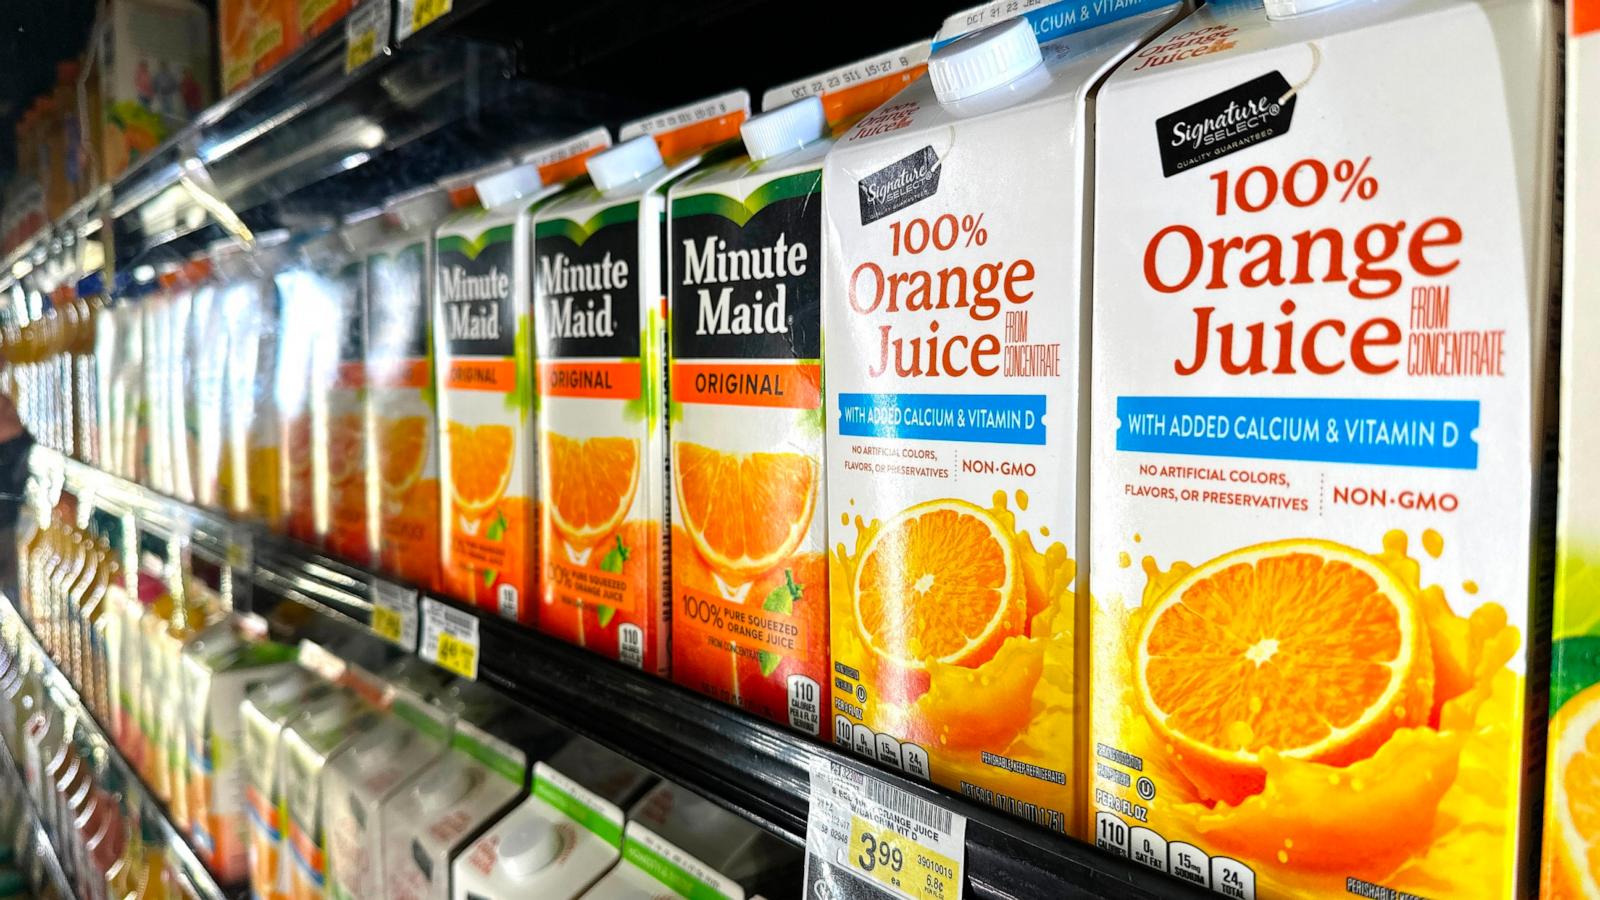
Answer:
[220, 0, 257, 94]
[435, 129, 611, 622]
[1089, 0, 1557, 894]
[298, 0, 352, 41]
[380, 706, 565, 900]
[666, 51, 926, 737]
[823, 2, 1184, 836]
[254, 0, 302, 76]
[242, 670, 330, 900]
[451, 737, 655, 900]
[531, 94, 747, 671]
[167, 262, 202, 504]
[281, 687, 379, 900]
[189, 243, 240, 510]
[369, 187, 453, 590]
[283, 230, 345, 547]
[181, 631, 298, 884]
[237, 230, 295, 527]
[313, 214, 387, 565]
[140, 272, 179, 497]
[322, 680, 454, 900]
[90, 0, 213, 182]
[1542, 0, 1600, 894]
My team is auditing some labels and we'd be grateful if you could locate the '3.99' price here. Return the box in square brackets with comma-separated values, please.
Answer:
[848, 816, 958, 900]
[857, 829, 905, 875]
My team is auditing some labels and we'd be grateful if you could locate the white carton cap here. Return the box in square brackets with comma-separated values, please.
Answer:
[498, 816, 561, 878]
[740, 97, 826, 161]
[586, 135, 665, 192]
[384, 187, 452, 231]
[474, 162, 545, 209]
[415, 763, 473, 813]
[928, 17, 1043, 103]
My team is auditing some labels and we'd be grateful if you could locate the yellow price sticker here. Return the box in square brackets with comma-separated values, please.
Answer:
[848, 815, 961, 900]
[371, 605, 403, 643]
[435, 630, 478, 680]
[410, 0, 451, 33]
[345, 29, 377, 73]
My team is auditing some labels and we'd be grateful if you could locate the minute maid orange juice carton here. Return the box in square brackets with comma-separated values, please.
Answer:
[435, 130, 612, 623]
[1543, 0, 1599, 895]
[667, 49, 926, 737]
[322, 212, 386, 566]
[1090, 0, 1556, 895]
[369, 188, 453, 591]
[533, 92, 749, 673]
[823, 3, 1183, 835]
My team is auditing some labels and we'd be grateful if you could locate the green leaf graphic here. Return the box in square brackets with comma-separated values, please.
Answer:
[486, 511, 507, 542]
[758, 651, 782, 678]
[533, 198, 640, 247]
[482, 567, 498, 589]
[762, 569, 802, 615]
[436, 223, 515, 260]
[669, 171, 821, 227]
[599, 535, 630, 574]
[596, 605, 617, 628]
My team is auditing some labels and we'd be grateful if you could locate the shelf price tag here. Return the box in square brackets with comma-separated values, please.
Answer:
[343, 1, 390, 74]
[419, 597, 478, 680]
[399, 0, 451, 40]
[804, 759, 967, 900]
[369, 578, 418, 651]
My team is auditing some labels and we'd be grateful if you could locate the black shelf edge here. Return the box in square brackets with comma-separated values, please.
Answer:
[0, 722, 76, 899]
[30, 448, 1209, 900]
[0, 594, 246, 900]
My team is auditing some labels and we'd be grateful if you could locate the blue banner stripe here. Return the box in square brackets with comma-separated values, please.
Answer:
[838, 393, 1047, 445]
[932, 0, 1177, 50]
[1115, 396, 1480, 469]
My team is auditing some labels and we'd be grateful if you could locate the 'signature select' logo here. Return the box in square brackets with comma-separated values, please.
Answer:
[1155, 71, 1297, 177]
[858, 145, 941, 224]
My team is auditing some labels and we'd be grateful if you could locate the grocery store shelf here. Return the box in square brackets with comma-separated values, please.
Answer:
[28, 446, 1209, 900]
[0, 724, 75, 899]
[0, 592, 246, 900]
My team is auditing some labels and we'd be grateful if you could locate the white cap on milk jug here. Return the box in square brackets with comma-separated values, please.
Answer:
[586, 135, 665, 192]
[474, 162, 545, 209]
[740, 97, 826, 162]
[1263, 0, 1350, 19]
[497, 816, 562, 878]
[928, 17, 1043, 103]
[415, 763, 474, 812]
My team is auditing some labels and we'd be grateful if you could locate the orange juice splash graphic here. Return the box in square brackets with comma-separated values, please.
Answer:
[1095, 529, 1521, 897]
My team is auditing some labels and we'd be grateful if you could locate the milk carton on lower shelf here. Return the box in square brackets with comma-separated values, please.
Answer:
[823, 1, 1184, 837]
[450, 738, 655, 899]
[322, 687, 454, 900]
[1089, 0, 1557, 896]
[242, 671, 332, 900]
[279, 688, 378, 900]
[379, 707, 564, 900]
[1542, 0, 1600, 896]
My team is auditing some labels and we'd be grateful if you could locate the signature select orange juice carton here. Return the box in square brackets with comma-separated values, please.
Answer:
[435, 130, 611, 622]
[533, 94, 748, 672]
[1543, 0, 1600, 895]
[666, 49, 926, 737]
[369, 188, 453, 590]
[823, 3, 1183, 834]
[1089, 0, 1557, 894]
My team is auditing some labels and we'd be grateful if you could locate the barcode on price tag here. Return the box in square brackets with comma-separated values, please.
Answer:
[369, 578, 418, 651]
[397, 0, 451, 41]
[343, 0, 390, 73]
[419, 597, 479, 680]
[803, 759, 966, 900]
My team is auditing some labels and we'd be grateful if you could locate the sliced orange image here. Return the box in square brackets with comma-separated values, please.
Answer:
[378, 416, 427, 497]
[447, 422, 514, 521]
[673, 442, 817, 585]
[1136, 539, 1434, 804]
[325, 415, 363, 485]
[852, 498, 1024, 672]
[1546, 683, 1600, 899]
[546, 433, 640, 550]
